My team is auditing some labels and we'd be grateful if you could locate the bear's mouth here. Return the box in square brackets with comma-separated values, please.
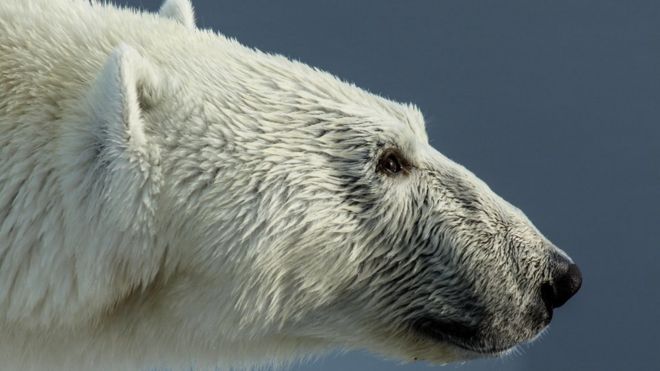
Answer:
[409, 317, 514, 355]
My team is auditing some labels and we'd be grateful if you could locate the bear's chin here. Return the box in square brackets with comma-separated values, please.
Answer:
[407, 316, 540, 359]
[408, 337, 520, 364]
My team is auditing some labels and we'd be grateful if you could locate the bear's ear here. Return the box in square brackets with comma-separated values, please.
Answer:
[87, 44, 160, 171]
[159, 0, 196, 29]
[83, 43, 162, 233]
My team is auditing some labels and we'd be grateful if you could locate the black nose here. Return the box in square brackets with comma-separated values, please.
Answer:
[540, 256, 582, 310]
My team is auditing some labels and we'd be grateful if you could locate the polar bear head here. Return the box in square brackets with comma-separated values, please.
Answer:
[67, 0, 582, 365]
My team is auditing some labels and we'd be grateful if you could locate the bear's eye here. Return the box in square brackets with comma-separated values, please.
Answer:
[378, 148, 409, 176]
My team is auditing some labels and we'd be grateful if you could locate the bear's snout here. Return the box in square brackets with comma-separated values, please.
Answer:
[540, 254, 582, 311]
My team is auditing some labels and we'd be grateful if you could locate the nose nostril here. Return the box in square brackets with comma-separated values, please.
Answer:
[541, 263, 582, 310]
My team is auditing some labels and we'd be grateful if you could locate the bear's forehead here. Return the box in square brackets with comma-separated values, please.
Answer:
[392, 102, 428, 143]
[300, 79, 429, 144]
[281, 70, 427, 143]
[313, 79, 428, 142]
[183, 31, 429, 143]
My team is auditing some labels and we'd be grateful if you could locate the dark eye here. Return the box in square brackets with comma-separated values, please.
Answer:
[378, 149, 408, 176]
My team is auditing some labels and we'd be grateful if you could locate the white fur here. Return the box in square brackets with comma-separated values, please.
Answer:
[159, 0, 196, 29]
[0, 0, 575, 370]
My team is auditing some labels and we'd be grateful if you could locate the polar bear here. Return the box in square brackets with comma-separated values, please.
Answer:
[0, 0, 581, 369]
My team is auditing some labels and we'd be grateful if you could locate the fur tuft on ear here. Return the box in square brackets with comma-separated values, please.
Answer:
[159, 0, 196, 29]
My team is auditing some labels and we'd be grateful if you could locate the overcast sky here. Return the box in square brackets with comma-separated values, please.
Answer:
[119, 1, 660, 370]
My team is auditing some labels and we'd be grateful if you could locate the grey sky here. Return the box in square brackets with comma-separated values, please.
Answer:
[118, 1, 660, 370]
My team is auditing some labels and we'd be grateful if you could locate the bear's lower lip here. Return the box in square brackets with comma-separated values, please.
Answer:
[409, 317, 513, 355]
[410, 317, 478, 342]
